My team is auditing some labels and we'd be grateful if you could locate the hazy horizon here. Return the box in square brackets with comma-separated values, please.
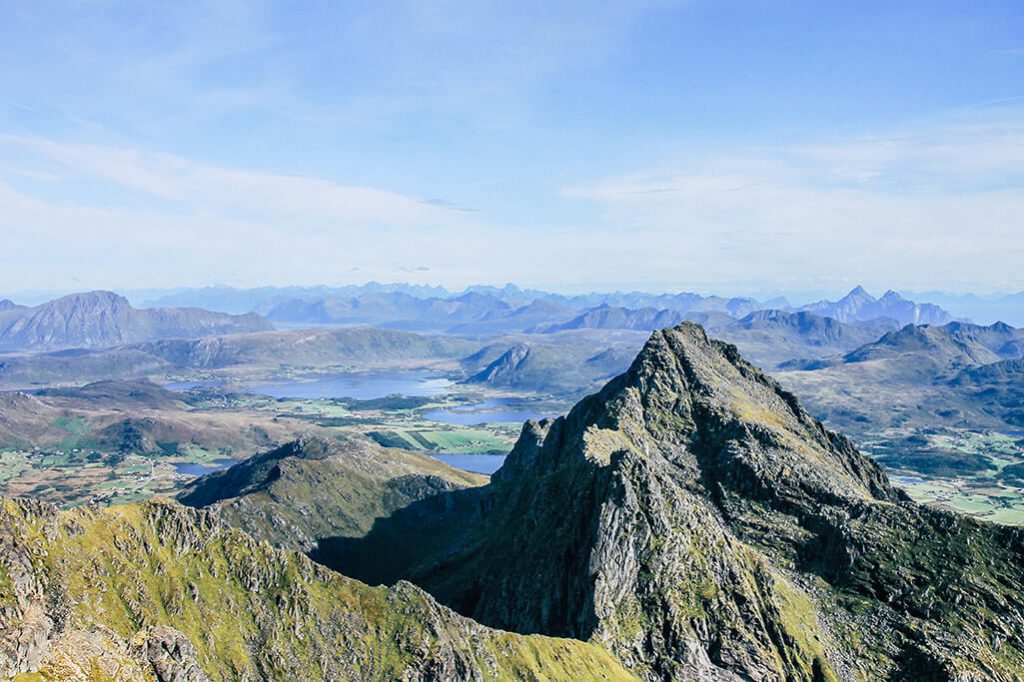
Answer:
[2, 279, 1022, 308]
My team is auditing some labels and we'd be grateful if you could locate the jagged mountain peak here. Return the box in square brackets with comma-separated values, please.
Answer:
[530, 322, 896, 503]
[843, 284, 873, 300]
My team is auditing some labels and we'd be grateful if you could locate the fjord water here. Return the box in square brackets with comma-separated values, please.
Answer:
[173, 458, 237, 476]
[246, 371, 452, 400]
[421, 397, 558, 425]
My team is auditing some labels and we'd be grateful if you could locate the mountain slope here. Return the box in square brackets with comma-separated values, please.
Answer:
[0, 497, 635, 681]
[779, 322, 1024, 431]
[0, 291, 272, 351]
[844, 321, 1023, 368]
[716, 310, 899, 369]
[532, 305, 691, 333]
[178, 436, 486, 556]
[459, 331, 650, 397]
[338, 323, 1024, 680]
[0, 326, 479, 390]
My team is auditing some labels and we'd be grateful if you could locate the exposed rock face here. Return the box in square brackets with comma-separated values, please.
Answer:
[0, 498, 635, 681]
[383, 323, 1024, 680]
[467, 343, 532, 384]
[10, 626, 210, 682]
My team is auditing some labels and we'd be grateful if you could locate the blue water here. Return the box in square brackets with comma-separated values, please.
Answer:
[246, 372, 452, 400]
[429, 453, 506, 475]
[422, 398, 558, 426]
[173, 458, 237, 476]
[163, 380, 225, 391]
[892, 475, 925, 484]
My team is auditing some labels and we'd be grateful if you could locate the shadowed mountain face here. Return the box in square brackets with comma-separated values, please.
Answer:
[0, 291, 272, 351]
[178, 436, 487, 557]
[307, 324, 1024, 680]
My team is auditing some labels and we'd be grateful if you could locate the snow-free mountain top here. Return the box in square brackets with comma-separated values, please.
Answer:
[0, 290, 272, 351]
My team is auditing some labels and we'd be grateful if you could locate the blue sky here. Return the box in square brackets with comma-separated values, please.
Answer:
[1, 0, 1022, 296]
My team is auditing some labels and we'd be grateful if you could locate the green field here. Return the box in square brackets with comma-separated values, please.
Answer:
[878, 428, 1024, 525]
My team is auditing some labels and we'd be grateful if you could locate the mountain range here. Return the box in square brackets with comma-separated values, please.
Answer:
[779, 321, 1024, 433]
[0, 288, 961, 377]
[0, 291, 271, 352]
[796, 286, 953, 326]
[166, 323, 1024, 679]
[132, 282, 962, 330]
[260, 286, 954, 334]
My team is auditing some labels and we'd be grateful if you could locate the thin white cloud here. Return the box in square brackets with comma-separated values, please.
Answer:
[1, 135, 457, 225]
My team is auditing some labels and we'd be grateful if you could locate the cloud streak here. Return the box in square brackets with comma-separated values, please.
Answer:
[2, 135, 458, 225]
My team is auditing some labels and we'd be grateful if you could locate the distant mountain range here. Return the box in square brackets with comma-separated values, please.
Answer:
[797, 285, 953, 326]
[0, 285, 970, 360]
[137, 282, 784, 323]
[0, 326, 481, 390]
[138, 283, 958, 336]
[780, 320, 1024, 433]
[0, 291, 271, 352]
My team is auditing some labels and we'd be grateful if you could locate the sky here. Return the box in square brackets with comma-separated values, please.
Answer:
[0, 0, 1022, 297]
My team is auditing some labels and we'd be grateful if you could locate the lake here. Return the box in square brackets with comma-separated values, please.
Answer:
[422, 398, 559, 425]
[163, 379, 225, 391]
[173, 458, 237, 476]
[429, 453, 506, 475]
[246, 372, 452, 400]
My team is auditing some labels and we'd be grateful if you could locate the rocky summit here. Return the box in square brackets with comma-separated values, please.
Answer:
[374, 323, 1024, 680]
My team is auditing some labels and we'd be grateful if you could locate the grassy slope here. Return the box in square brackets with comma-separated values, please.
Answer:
[0, 498, 635, 681]
[179, 437, 488, 554]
